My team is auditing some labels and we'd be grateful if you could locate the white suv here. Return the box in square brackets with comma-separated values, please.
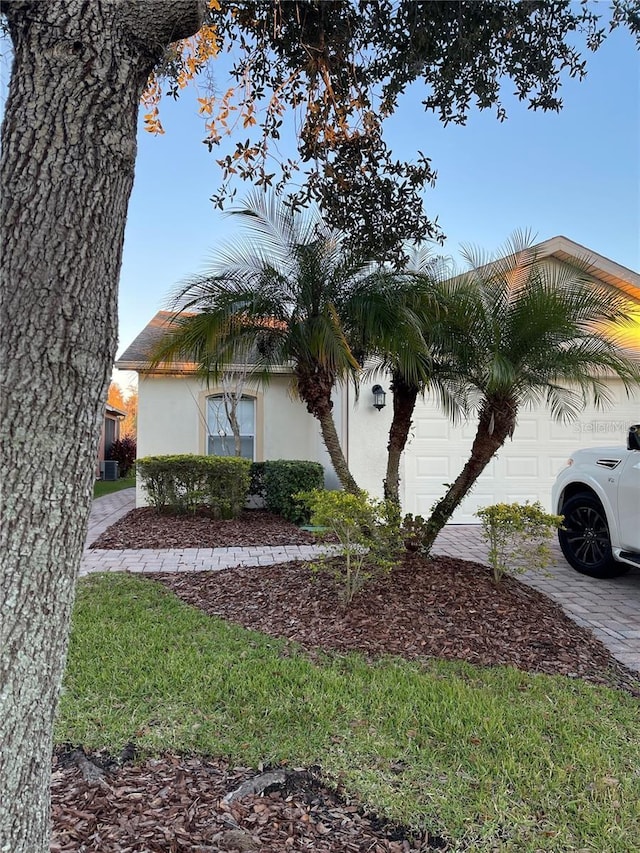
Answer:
[551, 425, 640, 578]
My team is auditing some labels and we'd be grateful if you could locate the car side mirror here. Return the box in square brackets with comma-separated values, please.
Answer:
[627, 425, 640, 451]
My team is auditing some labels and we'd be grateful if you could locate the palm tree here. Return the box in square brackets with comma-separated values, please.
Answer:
[376, 252, 468, 506]
[152, 192, 387, 494]
[347, 249, 466, 505]
[420, 233, 640, 552]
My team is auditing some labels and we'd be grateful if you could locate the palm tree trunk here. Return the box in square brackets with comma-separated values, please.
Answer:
[422, 401, 516, 553]
[384, 375, 419, 504]
[317, 408, 361, 494]
[296, 366, 360, 494]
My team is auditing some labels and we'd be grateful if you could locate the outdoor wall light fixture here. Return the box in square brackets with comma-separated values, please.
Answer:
[372, 384, 386, 411]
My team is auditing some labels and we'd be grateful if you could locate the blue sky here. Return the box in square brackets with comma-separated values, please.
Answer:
[115, 22, 639, 388]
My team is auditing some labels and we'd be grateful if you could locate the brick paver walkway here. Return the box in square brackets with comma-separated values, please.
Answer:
[85, 488, 137, 546]
[83, 490, 640, 674]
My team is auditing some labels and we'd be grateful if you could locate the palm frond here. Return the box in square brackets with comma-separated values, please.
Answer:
[422, 231, 640, 424]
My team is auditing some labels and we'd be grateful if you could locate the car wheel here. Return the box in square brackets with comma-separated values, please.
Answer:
[558, 493, 630, 578]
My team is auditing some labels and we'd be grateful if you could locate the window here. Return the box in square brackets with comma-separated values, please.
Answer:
[207, 395, 255, 460]
[104, 417, 117, 458]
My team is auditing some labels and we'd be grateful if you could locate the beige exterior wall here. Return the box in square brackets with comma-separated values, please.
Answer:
[344, 379, 392, 500]
[136, 373, 342, 505]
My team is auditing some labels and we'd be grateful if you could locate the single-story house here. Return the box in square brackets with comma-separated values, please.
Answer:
[97, 403, 126, 478]
[116, 236, 640, 522]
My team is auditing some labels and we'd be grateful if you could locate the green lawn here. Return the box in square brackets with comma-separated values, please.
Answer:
[93, 476, 136, 499]
[57, 573, 640, 852]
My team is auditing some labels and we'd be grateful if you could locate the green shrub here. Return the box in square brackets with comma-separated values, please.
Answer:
[401, 513, 429, 553]
[475, 501, 564, 583]
[263, 460, 325, 524]
[297, 489, 402, 604]
[137, 454, 251, 518]
[107, 435, 137, 478]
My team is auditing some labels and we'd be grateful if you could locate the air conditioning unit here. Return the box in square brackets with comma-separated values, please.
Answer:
[102, 460, 119, 481]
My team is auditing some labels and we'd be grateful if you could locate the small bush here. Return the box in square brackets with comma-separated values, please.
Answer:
[475, 501, 563, 583]
[401, 513, 429, 553]
[108, 435, 137, 478]
[137, 454, 251, 518]
[297, 489, 402, 604]
[263, 460, 325, 524]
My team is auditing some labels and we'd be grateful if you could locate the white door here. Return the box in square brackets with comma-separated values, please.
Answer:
[618, 451, 640, 551]
[402, 380, 640, 523]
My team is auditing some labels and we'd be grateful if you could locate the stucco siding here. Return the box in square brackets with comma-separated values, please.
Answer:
[345, 381, 392, 500]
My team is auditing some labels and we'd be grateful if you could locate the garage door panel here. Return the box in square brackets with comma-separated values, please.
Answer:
[413, 456, 498, 482]
[411, 476, 465, 494]
[460, 420, 478, 440]
[547, 455, 573, 478]
[414, 494, 440, 516]
[414, 418, 450, 439]
[504, 456, 539, 477]
[449, 492, 496, 519]
[415, 456, 451, 478]
[414, 490, 495, 518]
[511, 418, 539, 440]
[504, 490, 546, 505]
[549, 420, 578, 441]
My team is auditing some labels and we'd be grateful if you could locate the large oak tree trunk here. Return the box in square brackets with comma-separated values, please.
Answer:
[0, 3, 202, 851]
[422, 398, 517, 553]
[384, 373, 419, 505]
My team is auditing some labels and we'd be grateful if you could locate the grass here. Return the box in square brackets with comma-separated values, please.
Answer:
[93, 476, 136, 499]
[57, 573, 640, 852]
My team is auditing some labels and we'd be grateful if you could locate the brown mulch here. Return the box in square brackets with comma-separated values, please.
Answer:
[90, 508, 319, 550]
[55, 509, 638, 852]
[150, 554, 638, 693]
[51, 750, 440, 853]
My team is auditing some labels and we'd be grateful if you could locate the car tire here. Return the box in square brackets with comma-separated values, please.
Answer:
[558, 492, 630, 579]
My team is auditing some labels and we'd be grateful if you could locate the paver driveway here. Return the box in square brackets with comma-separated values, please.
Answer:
[83, 490, 640, 674]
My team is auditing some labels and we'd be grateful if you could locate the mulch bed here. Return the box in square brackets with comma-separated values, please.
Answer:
[150, 554, 638, 693]
[90, 508, 318, 550]
[52, 750, 440, 852]
[56, 509, 638, 852]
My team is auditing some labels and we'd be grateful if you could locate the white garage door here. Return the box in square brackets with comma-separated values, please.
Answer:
[402, 380, 640, 523]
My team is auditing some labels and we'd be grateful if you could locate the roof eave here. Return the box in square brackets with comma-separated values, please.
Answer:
[115, 360, 295, 376]
[536, 236, 640, 301]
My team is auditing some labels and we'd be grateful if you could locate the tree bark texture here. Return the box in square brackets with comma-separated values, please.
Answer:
[422, 398, 517, 553]
[296, 365, 361, 494]
[384, 374, 419, 505]
[0, 3, 202, 852]
[317, 407, 361, 495]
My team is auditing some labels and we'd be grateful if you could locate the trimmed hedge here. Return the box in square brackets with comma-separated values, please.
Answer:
[137, 455, 324, 523]
[137, 454, 251, 518]
[263, 460, 325, 524]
